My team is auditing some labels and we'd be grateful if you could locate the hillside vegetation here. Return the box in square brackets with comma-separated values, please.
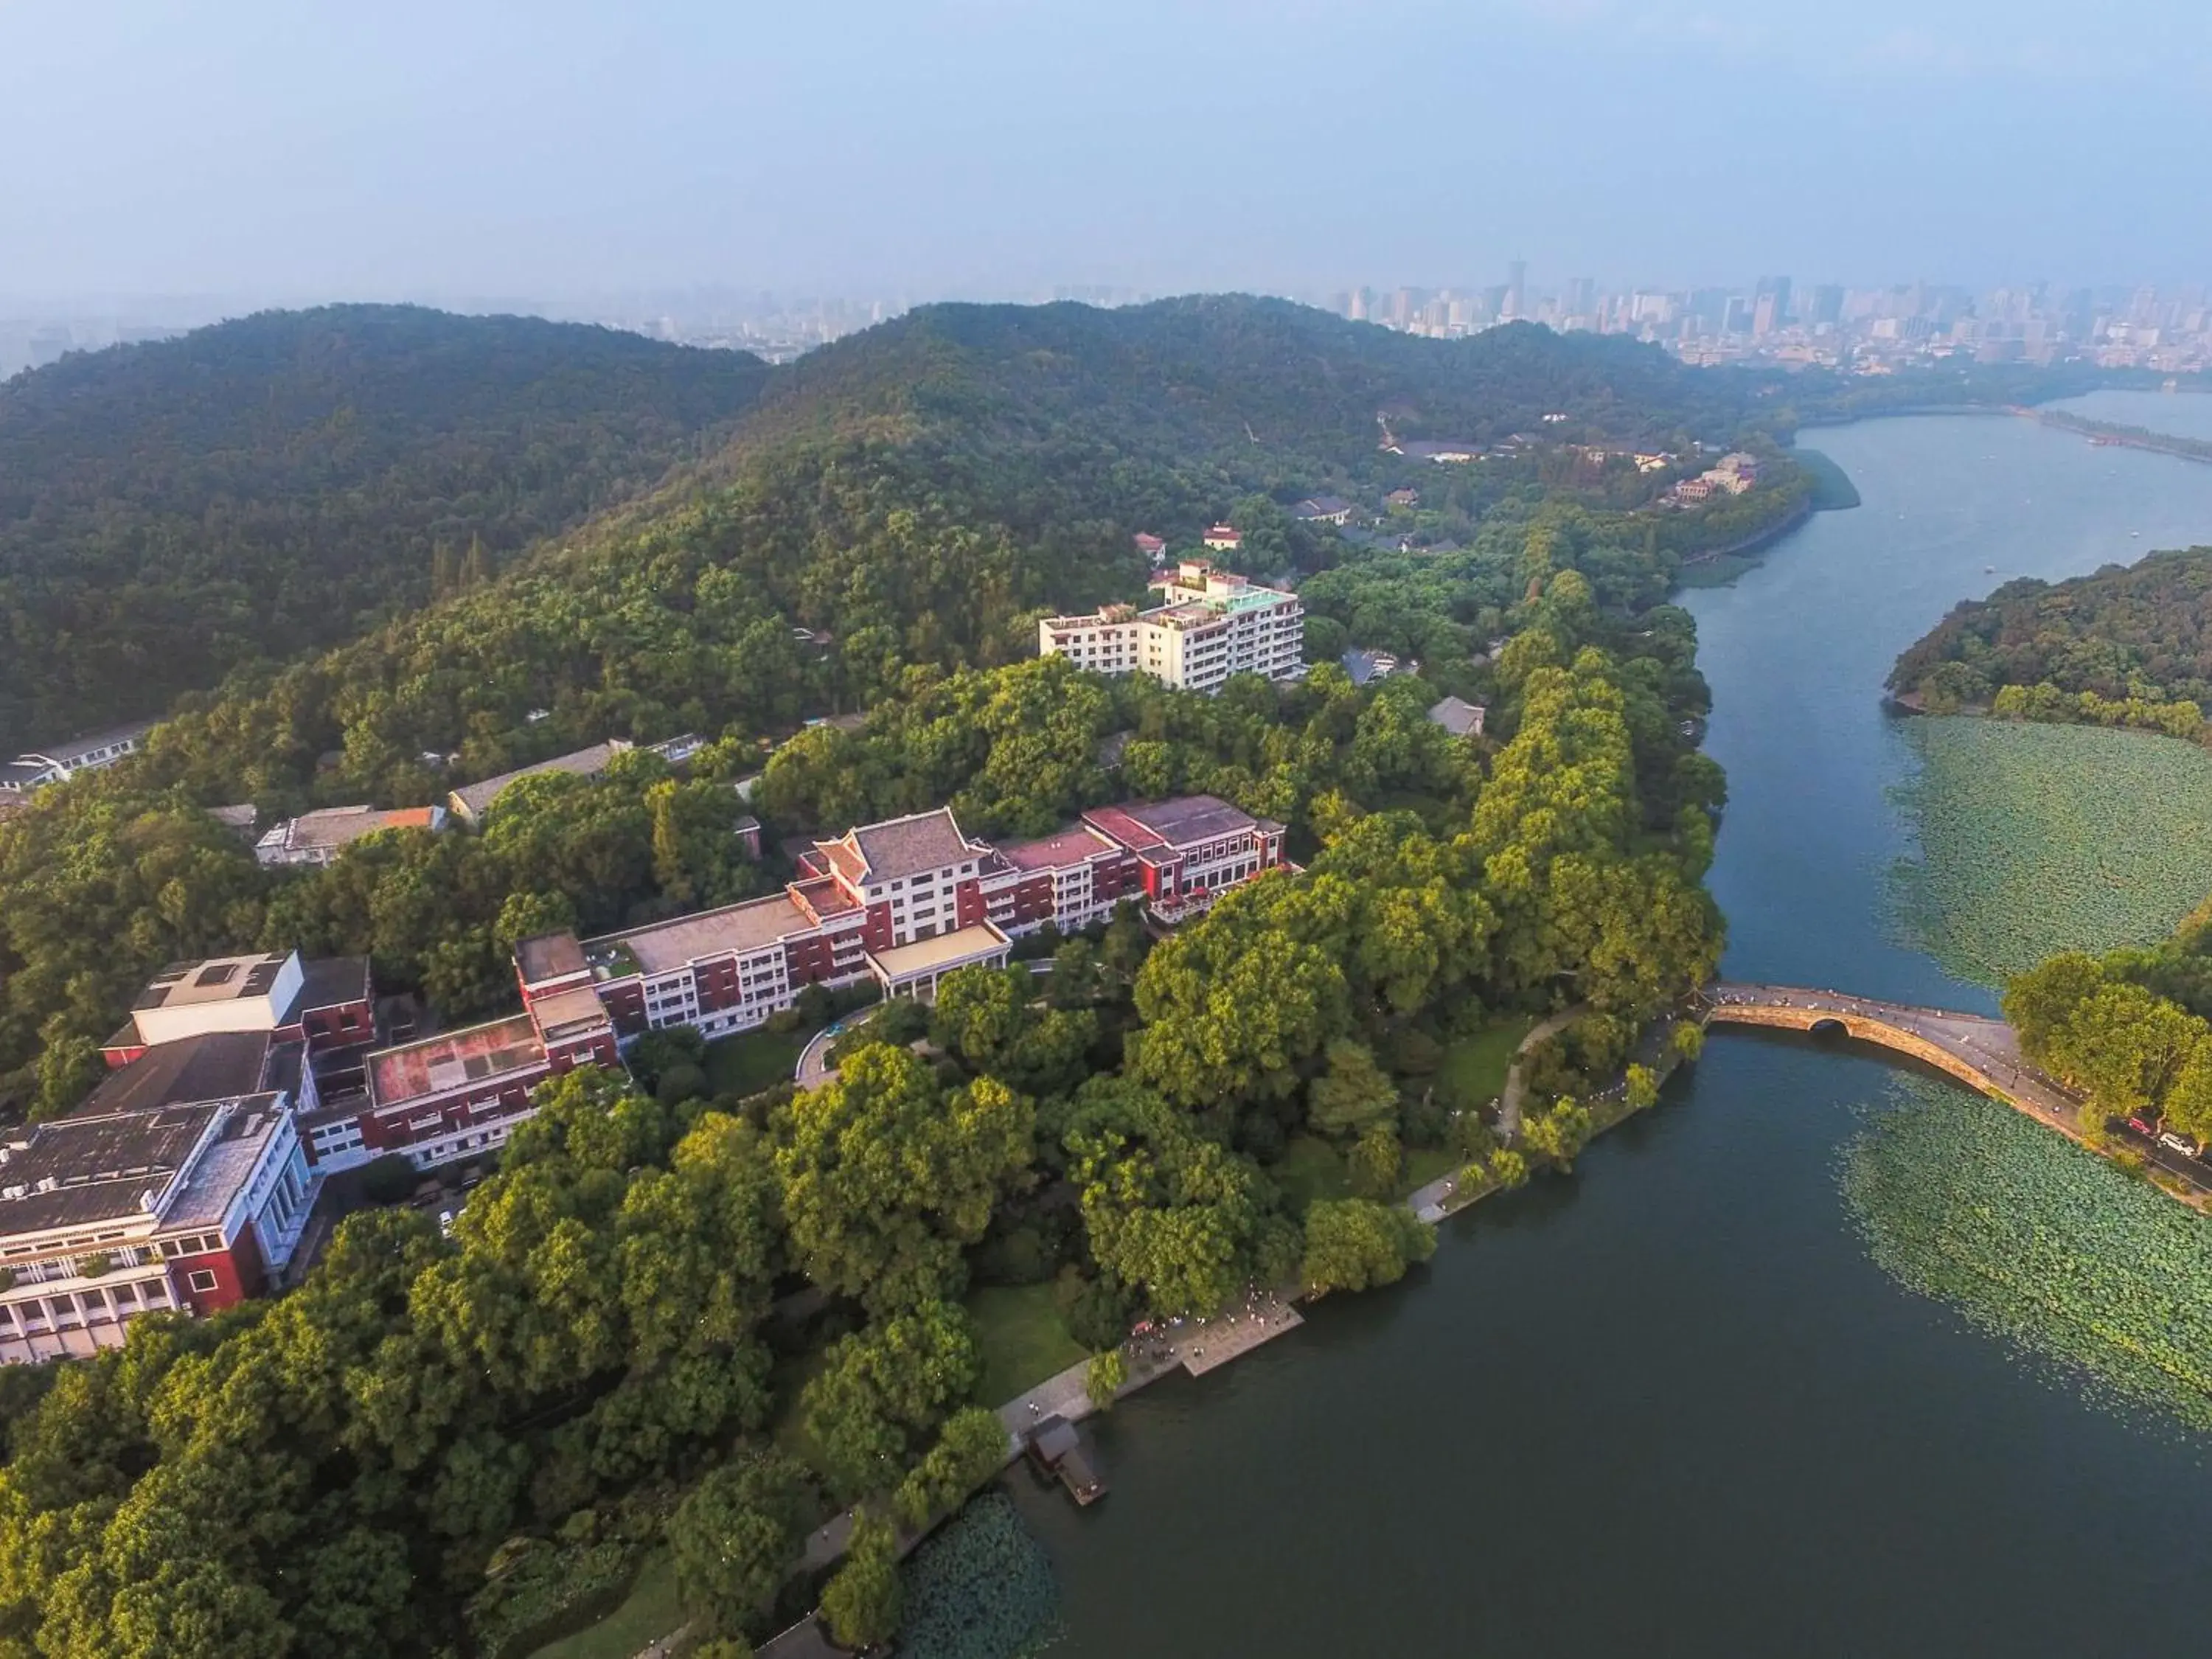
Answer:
[0, 305, 771, 748]
[130, 299, 1793, 807]
[1888, 546, 2212, 735]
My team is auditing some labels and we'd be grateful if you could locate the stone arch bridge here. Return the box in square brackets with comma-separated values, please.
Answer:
[1703, 983, 2035, 1104]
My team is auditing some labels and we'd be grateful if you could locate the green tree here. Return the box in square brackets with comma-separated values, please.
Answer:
[668, 1451, 812, 1638]
[1307, 1040, 1399, 1140]
[1085, 1349, 1127, 1411]
[819, 1513, 902, 1650]
[891, 1407, 1009, 1531]
[1300, 1199, 1436, 1296]
[776, 1046, 1034, 1315]
[801, 1303, 981, 1502]
[1521, 1097, 1594, 1169]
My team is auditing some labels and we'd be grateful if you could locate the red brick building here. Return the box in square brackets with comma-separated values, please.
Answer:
[523, 796, 1283, 1049]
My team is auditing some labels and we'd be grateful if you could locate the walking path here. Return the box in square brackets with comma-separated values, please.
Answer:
[1495, 1004, 1587, 1141]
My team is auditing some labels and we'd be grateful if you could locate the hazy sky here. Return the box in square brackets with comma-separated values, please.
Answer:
[4, 0, 2208, 305]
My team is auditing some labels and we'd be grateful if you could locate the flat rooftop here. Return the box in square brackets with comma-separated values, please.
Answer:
[293, 955, 372, 1015]
[515, 931, 588, 989]
[866, 922, 1012, 981]
[588, 893, 813, 979]
[369, 1015, 545, 1107]
[996, 825, 1119, 872]
[134, 953, 288, 1013]
[164, 1096, 288, 1231]
[528, 986, 613, 1041]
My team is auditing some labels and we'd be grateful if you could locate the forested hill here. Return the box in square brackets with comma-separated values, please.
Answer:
[731, 298, 1754, 461]
[139, 297, 1795, 808]
[0, 305, 771, 748]
[1888, 547, 2212, 735]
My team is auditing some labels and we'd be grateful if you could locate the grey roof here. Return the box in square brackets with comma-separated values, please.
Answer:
[448, 740, 633, 820]
[17, 719, 158, 769]
[515, 932, 588, 989]
[0, 1100, 223, 1234]
[1085, 795, 1260, 854]
[265, 804, 440, 854]
[1295, 494, 1353, 517]
[207, 803, 259, 832]
[135, 953, 288, 1014]
[291, 955, 372, 1015]
[844, 808, 984, 883]
[1427, 695, 1486, 738]
[1341, 648, 1399, 687]
[77, 1033, 272, 1119]
[589, 894, 813, 978]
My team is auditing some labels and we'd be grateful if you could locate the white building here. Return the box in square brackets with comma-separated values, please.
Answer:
[255, 804, 446, 867]
[0, 720, 157, 797]
[1038, 561, 1305, 695]
[0, 1092, 316, 1363]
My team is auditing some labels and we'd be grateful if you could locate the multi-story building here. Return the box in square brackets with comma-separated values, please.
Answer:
[298, 956, 619, 1174]
[524, 795, 1281, 1049]
[446, 740, 635, 827]
[0, 720, 157, 798]
[1038, 561, 1305, 695]
[978, 824, 1141, 936]
[1079, 796, 1287, 923]
[100, 951, 376, 1069]
[0, 1091, 316, 1363]
[255, 804, 445, 867]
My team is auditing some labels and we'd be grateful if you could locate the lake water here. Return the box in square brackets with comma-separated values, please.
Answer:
[2049, 386, 2212, 445]
[1012, 412, 2212, 1657]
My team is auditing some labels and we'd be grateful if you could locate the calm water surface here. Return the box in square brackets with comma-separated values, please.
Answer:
[1017, 414, 2212, 1658]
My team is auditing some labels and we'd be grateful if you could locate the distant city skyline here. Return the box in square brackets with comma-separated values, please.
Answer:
[7, 265, 2211, 382]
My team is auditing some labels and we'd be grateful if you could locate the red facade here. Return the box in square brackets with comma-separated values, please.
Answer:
[171, 1227, 265, 1318]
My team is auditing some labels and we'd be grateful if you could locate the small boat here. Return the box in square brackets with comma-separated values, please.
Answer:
[2132, 530, 2142, 537]
[1984, 565, 1995, 574]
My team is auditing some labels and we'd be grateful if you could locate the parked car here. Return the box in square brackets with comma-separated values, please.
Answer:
[2157, 1130, 2199, 1157]
[2128, 1113, 2159, 1137]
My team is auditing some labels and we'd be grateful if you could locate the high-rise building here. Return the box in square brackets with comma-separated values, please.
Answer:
[1753, 276, 1792, 337]
[1037, 560, 1304, 695]
[1809, 285, 1844, 327]
[1506, 261, 1527, 320]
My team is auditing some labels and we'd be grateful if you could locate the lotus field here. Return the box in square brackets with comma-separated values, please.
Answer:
[1842, 1077, 2212, 1433]
[898, 1490, 1061, 1659]
[1890, 716, 2212, 985]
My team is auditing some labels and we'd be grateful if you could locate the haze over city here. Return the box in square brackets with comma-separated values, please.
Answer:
[4, 0, 2209, 310]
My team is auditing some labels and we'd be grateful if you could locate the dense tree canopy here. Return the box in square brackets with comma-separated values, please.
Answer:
[0, 305, 770, 748]
[1889, 546, 2212, 736]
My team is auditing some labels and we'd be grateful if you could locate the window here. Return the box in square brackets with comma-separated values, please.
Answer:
[185, 1270, 219, 1293]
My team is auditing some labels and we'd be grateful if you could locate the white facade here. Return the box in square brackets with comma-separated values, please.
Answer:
[1039, 562, 1304, 695]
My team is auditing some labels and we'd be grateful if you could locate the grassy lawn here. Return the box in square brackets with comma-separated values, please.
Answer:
[703, 1026, 809, 1096]
[967, 1282, 1086, 1406]
[1437, 1017, 1535, 1113]
[525, 1551, 682, 1659]
[1272, 1134, 1351, 1216]
[1399, 1144, 1461, 1195]
[767, 1343, 835, 1466]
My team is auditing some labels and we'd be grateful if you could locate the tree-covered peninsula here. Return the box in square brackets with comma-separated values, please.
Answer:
[1888, 546, 2212, 737]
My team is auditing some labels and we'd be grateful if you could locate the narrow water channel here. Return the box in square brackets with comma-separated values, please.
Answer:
[1015, 409, 2212, 1657]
